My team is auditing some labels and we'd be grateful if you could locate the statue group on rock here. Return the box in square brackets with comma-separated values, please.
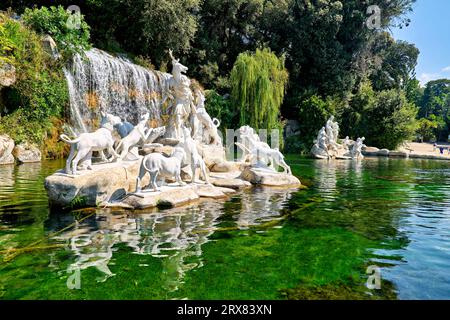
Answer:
[59, 50, 295, 194]
[311, 116, 366, 160]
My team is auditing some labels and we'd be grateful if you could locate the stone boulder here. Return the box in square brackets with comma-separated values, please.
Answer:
[13, 143, 41, 163]
[0, 62, 16, 87]
[210, 161, 241, 173]
[240, 167, 301, 187]
[0, 135, 15, 165]
[389, 151, 408, 158]
[362, 146, 380, 156]
[41, 35, 60, 60]
[123, 184, 200, 209]
[198, 144, 226, 169]
[377, 149, 390, 156]
[120, 183, 232, 209]
[209, 171, 252, 190]
[45, 159, 149, 207]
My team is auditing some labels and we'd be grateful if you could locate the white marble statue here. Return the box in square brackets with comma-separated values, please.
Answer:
[236, 125, 292, 174]
[192, 89, 222, 146]
[115, 113, 151, 160]
[180, 127, 210, 184]
[61, 115, 120, 175]
[351, 137, 366, 159]
[311, 117, 367, 160]
[311, 117, 347, 159]
[136, 147, 186, 192]
[165, 49, 193, 140]
[100, 112, 134, 138]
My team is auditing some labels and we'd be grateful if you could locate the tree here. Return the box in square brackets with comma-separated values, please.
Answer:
[370, 33, 419, 91]
[405, 78, 423, 106]
[364, 89, 418, 149]
[420, 79, 450, 118]
[230, 48, 288, 131]
[416, 118, 438, 142]
[340, 82, 376, 139]
[298, 94, 339, 145]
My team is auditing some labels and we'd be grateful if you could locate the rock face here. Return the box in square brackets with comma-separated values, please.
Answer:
[0, 62, 16, 87]
[13, 143, 41, 163]
[240, 167, 301, 187]
[45, 160, 149, 207]
[0, 135, 15, 165]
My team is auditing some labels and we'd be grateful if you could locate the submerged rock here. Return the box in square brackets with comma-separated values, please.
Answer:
[120, 183, 234, 209]
[123, 184, 200, 209]
[209, 171, 252, 190]
[239, 167, 301, 187]
[13, 143, 41, 163]
[0, 135, 15, 165]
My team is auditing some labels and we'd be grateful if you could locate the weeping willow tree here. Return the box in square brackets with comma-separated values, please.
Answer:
[230, 48, 288, 131]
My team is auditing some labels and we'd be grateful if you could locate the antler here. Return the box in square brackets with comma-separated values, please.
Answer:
[168, 49, 175, 61]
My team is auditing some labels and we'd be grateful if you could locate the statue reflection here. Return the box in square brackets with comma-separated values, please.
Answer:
[52, 188, 296, 291]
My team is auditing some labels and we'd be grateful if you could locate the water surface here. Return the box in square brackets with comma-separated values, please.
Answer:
[1, 157, 450, 299]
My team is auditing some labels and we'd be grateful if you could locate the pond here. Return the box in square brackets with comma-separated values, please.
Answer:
[1, 156, 450, 300]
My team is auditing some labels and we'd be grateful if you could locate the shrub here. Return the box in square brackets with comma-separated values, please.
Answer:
[204, 90, 236, 131]
[364, 90, 418, 150]
[416, 118, 438, 142]
[0, 13, 69, 156]
[22, 5, 91, 58]
[297, 94, 337, 148]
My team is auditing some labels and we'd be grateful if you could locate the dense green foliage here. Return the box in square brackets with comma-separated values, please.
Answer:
[204, 90, 235, 133]
[0, 13, 69, 156]
[363, 89, 417, 149]
[22, 5, 91, 58]
[416, 118, 439, 142]
[296, 95, 339, 151]
[230, 48, 288, 131]
[340, 82, 418, 149]
[3, 0, 443, 152]
[416, 79, 450, 141]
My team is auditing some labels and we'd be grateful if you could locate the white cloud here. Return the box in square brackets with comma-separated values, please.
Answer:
[418, 73, 443, 86]
[442, 66, 450, 73]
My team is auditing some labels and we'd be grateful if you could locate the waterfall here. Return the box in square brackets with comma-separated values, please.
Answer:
[64, 48, 172, 134]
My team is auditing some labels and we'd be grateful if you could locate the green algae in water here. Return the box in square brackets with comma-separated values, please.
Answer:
[2, 157, 450, 299]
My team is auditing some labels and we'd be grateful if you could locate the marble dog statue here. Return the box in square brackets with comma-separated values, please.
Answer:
[60, 122, 120, 175]
[180, 127, 210, 184]
[100, 111, 134, 138]
[237, 126, 292, 175]
[192, 90, 222, 146]
[115, 113, 150, 160]
[135, 147, 186, 192]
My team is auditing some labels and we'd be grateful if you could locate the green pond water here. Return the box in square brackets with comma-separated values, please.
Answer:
[1, 156, 450, 300]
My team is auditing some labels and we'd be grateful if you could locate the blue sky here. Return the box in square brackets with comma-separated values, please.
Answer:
[392, 0, 450, 85]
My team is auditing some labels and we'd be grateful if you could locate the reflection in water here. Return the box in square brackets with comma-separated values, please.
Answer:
[3, 158, 450, 299]
[50, 188, 295, 292]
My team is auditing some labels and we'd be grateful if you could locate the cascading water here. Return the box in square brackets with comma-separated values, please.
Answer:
[64, 48, 172, 134]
